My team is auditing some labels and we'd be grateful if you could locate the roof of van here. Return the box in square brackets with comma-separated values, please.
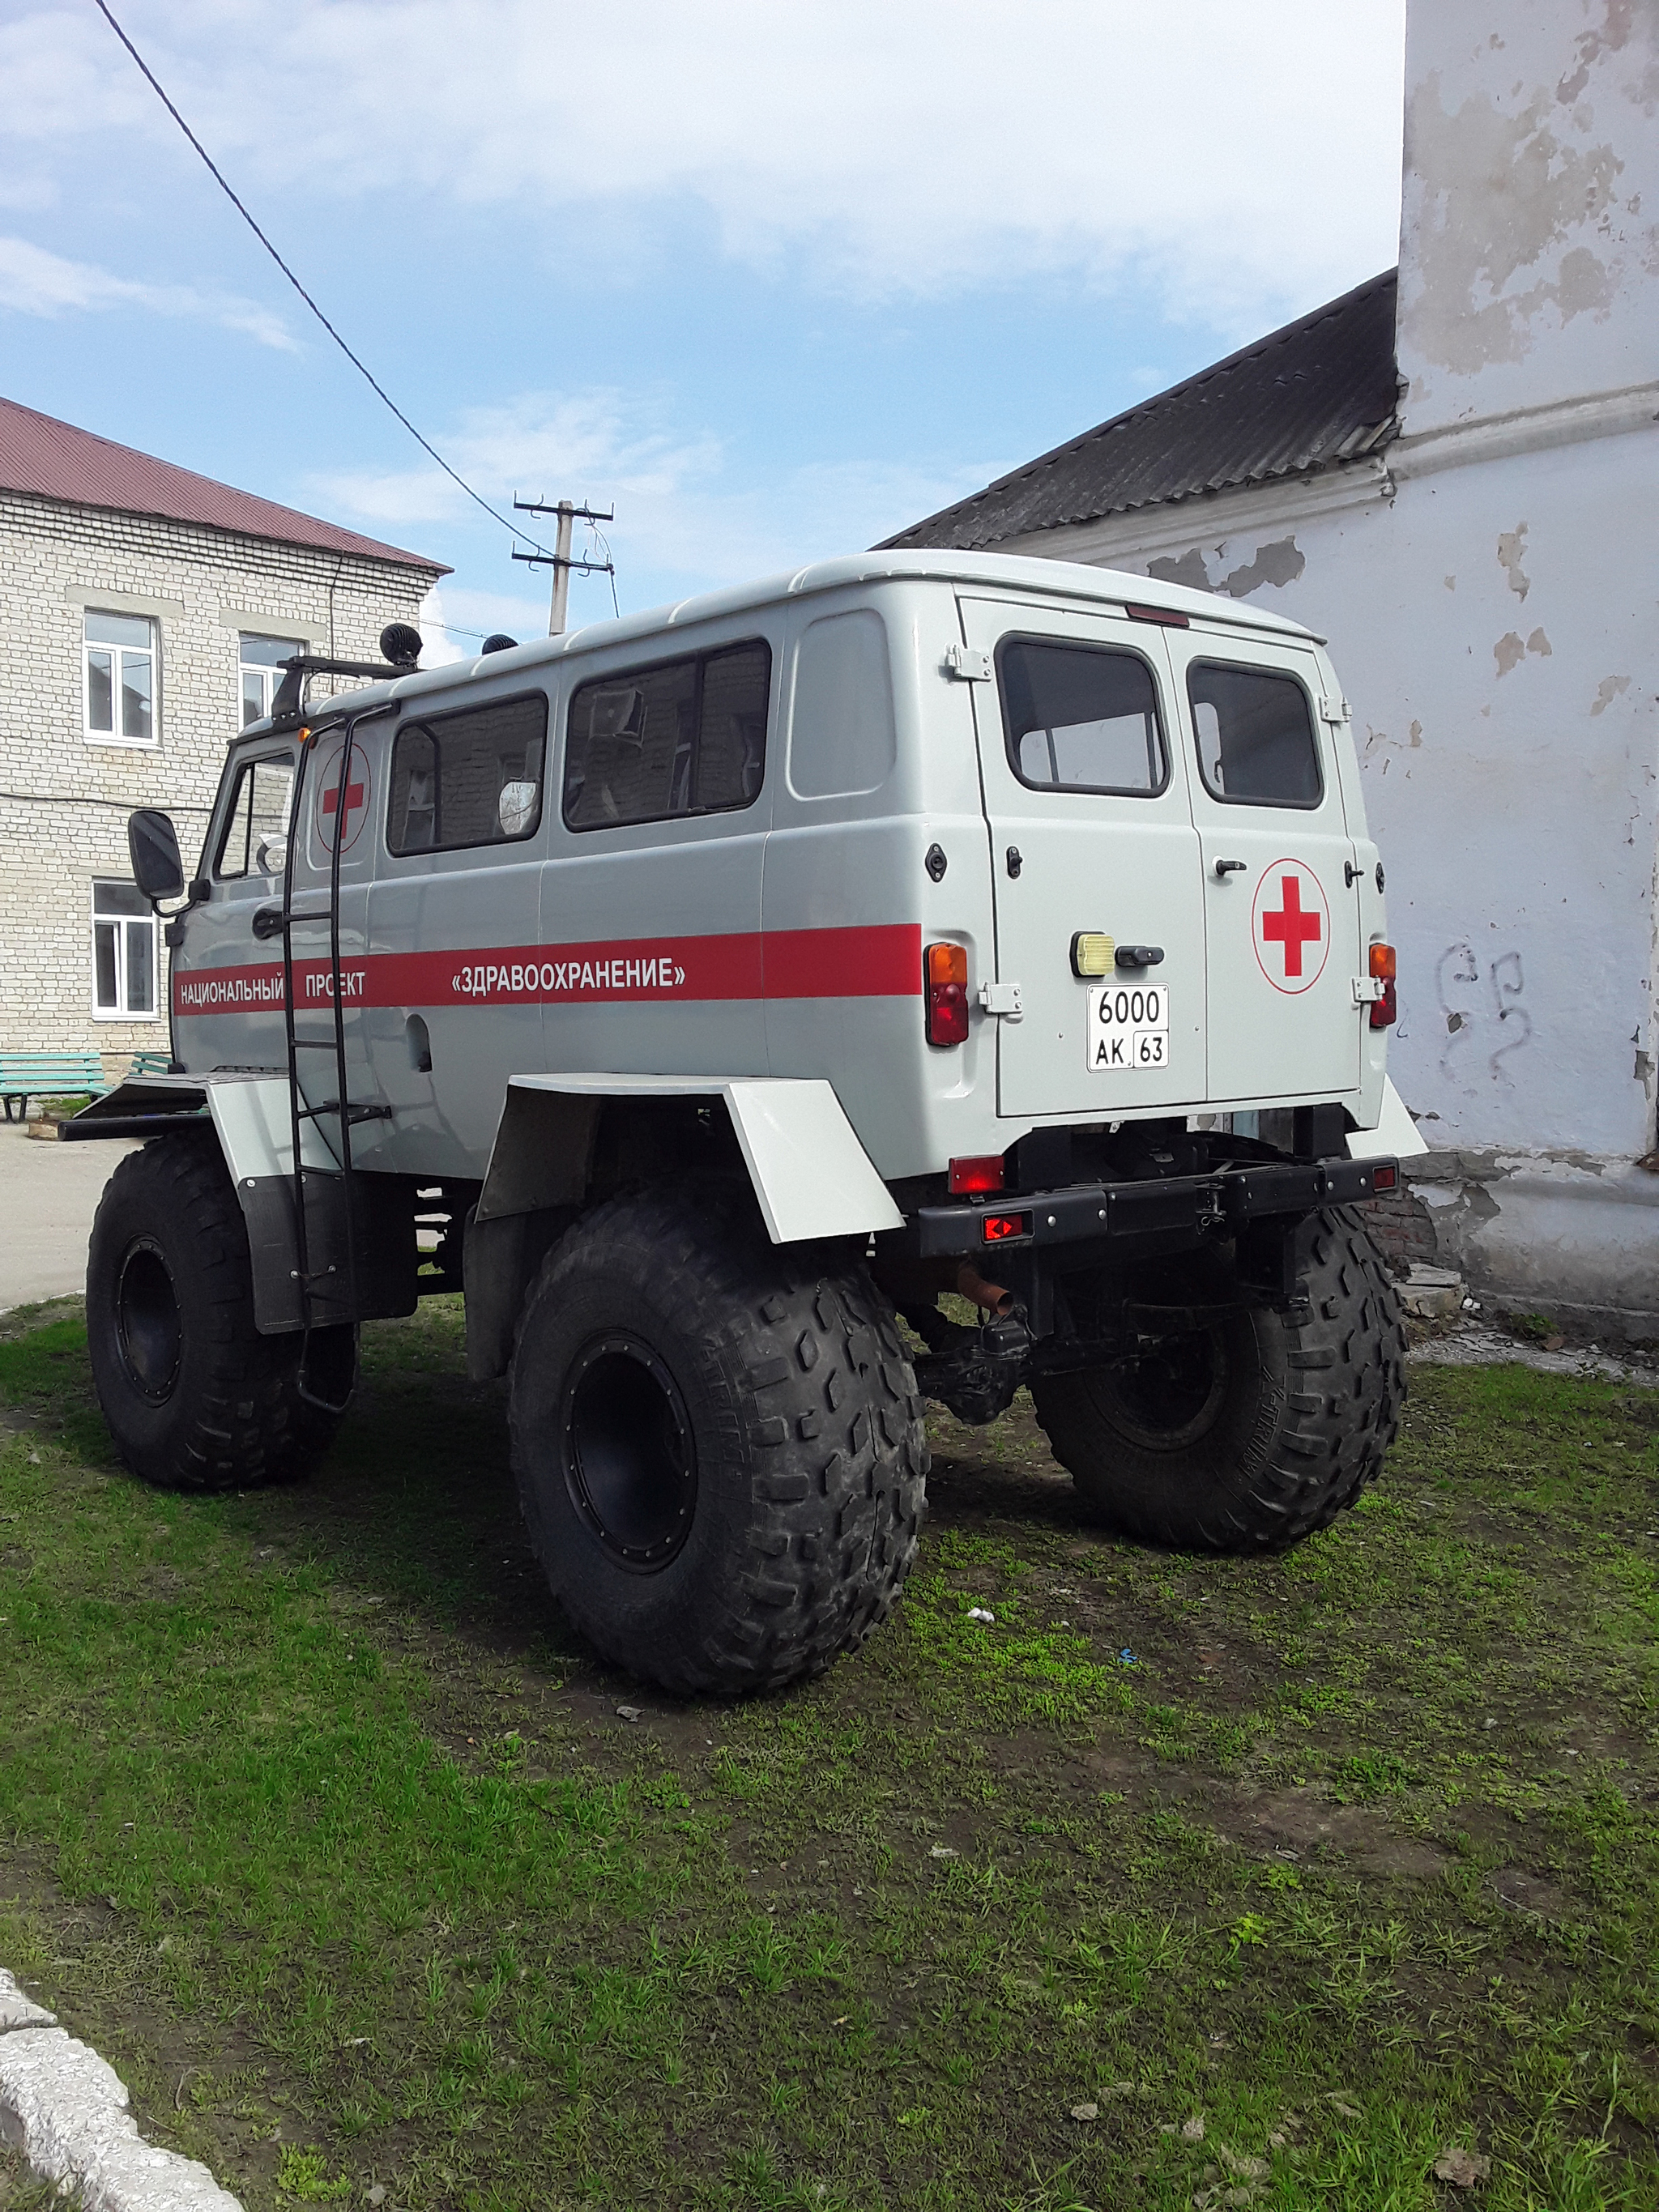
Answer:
[300, 549, 1318, 724]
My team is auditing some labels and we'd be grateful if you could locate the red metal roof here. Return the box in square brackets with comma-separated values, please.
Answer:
[0, 394, 448, 573]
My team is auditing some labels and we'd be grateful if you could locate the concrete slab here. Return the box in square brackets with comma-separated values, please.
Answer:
[0, 1121, 135, 1315]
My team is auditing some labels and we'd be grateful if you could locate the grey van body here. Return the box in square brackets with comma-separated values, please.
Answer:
[79, 552, 1409, 1697]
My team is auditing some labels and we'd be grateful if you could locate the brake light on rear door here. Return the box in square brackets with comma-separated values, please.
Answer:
[1368, 942, 1397, 1029]
[926, 943, 970, 1046]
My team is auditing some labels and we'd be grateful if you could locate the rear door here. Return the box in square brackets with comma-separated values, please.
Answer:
[1162, 628, 1362, 1106]
[957, 596, 1206, 1121]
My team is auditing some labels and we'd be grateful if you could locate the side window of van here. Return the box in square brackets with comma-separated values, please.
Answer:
[998, 638, 1167, 795]
[1188, 663, 1322, 808]
[564, 641, 770, 830]
[386, 693, 548, 856]
[215, 753, 294, 880]
[790, 610, 896, 798]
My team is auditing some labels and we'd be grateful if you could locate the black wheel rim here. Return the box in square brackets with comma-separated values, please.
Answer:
[115, 1238, 182, 1404]
[1103, 1323, 1229, 1451]
[561, 1333, 697, 1572]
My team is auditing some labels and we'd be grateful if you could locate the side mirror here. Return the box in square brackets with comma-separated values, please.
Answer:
[128, 808, 186, 903]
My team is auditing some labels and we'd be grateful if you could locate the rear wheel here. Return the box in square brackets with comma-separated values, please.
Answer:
[1032, 1206, 1405, 1549]
[510, 1185, 928, 1695]
[87, 1137, 354, 1492]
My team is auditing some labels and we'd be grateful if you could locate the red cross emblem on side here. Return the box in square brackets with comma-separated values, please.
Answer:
[312, 740, 373, 859]
[1252, 861, 1330, 994]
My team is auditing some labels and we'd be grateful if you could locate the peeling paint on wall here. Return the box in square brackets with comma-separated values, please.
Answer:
[1497, 522, 1531, 599]
[1144, 547, 1212, 593]
[1494, 629, 1555, 676]
[1591, 673, 1633, 714]
[1222, 535, 1307, 598]
[1402, 70, 1627, 377]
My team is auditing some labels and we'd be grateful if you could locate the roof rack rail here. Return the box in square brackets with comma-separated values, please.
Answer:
[270, 654, 407, 730]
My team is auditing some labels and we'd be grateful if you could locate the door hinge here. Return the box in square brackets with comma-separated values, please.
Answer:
[1320, 693, 1351, 726]
[977, 979, 1023, 1018]
[1352, 976, 1388, 1005]
[944, 646, 993, 682]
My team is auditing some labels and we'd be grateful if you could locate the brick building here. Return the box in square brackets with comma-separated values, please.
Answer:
[0, 396, 445, 1068]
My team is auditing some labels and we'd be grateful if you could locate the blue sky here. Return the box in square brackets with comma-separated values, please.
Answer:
[1, 1, 1405, 654]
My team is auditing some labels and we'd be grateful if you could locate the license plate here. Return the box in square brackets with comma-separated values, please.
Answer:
[1087, 982, 1169, 1072]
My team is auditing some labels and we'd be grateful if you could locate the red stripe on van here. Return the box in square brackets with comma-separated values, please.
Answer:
[173, 923, 923, 1016]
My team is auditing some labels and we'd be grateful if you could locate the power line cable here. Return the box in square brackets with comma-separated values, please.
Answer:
[88, 0, 557, 561]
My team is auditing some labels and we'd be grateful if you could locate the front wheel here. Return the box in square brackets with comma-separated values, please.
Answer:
[1032, 1207, 1405, 1550]
[87, 1137, 355, 1492]
[509, 1186, 928, 1695]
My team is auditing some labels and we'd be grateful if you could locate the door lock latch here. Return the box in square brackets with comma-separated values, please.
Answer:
[977, 980, 1023, 1019]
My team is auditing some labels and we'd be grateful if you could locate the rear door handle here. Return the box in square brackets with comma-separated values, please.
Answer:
[1213, 859, 1247, 879]
[252, 905, 284, 940]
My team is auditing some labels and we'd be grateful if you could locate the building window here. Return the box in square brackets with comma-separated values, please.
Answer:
[239, 633, 305, 727]
[83, 611, 156, 745]
[92, 880, 158, 1020]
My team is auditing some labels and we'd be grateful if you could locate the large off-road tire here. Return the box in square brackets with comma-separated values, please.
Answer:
[509, 1185, 928, 1696]
[1032, 1206, 1405, 1551]
[87, 1136, 355, 1493]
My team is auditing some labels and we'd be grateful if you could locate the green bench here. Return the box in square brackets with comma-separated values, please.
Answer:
[0, 1052, 110, 1123]
[0, 1050, 174, 1122]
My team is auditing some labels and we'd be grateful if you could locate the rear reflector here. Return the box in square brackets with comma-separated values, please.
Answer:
[980, 1212, 1032, 1243]
[925, 941, 970, 1046]
[1371, 1164, 1398, 1191]
[1124, 603, 1190, 628]
[949, 1155, 1004, 1194]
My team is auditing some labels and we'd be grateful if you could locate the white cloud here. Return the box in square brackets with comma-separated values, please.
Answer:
[318, 382, 1002, 605]
[15, 0, 1406, 324]
[0, 234, 296, 347]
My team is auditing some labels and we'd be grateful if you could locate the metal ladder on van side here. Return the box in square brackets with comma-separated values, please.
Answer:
[278, 711, 389, 1409]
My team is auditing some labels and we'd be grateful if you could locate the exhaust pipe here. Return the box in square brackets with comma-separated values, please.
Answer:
[956, 1261, 1014, 1316]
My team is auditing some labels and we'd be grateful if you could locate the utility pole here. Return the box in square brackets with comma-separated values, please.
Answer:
[511, 498, 616, 635]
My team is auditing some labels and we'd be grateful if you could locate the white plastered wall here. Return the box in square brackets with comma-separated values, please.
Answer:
[993, 0, 1659, 1329]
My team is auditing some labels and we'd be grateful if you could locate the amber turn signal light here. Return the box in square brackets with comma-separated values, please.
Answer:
[925, 941, 970, 1046]
[1070, 931, 1115, 978]
[1369, 941, 1397, 1029]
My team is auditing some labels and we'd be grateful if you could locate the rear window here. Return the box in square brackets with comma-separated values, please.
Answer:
[997, 638, 1167, 795]
[564, 640, 770, 830]
[387, 693, 548, 855]
[1188, 662, 1322, 807]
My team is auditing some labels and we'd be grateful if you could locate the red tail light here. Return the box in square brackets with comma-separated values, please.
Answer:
[949, 1155, 1004, 1193]
[926, 942, 970, 1046]
[1369, 941, 1397, 1030]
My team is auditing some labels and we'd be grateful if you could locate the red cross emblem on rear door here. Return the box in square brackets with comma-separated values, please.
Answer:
[313, 743, 371, 858]
[1252, 862, 1330, 994]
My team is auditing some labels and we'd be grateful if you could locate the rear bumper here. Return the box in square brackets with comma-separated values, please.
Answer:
[908, 1154, 1396, 1258]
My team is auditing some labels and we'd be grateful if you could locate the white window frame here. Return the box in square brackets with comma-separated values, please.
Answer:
[238, 633, 307, 729]
[83, 611, 160, 749]
[90, 880, 160, 1022]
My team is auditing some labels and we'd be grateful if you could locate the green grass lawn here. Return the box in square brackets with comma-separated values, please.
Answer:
[0, 1295, 1655, 2211]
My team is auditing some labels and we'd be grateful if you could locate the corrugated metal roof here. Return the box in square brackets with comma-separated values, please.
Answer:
[881, 268, 1401, 552]
[0, 394, 448, 572]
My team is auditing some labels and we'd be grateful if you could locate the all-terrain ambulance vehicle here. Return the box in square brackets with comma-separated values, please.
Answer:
[75, 552, 1410, 1694]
